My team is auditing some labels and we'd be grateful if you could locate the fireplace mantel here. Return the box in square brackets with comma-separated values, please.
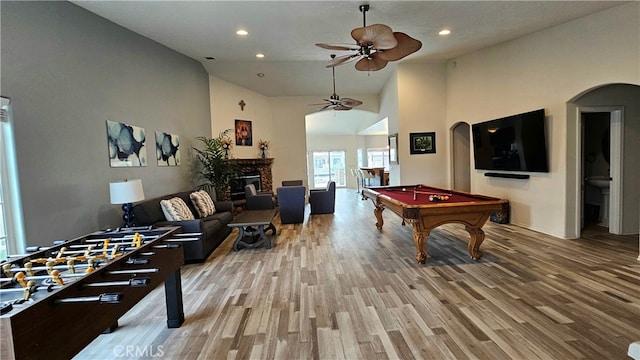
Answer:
[226, 158, 274, 167]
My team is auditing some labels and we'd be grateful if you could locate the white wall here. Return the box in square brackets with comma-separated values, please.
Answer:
[446, 3, 640, 238]
[209, 76, 272, 159]
[379, 72, 400, 184]
[208, 82, 380, 190]
[397, 63, 448, 186]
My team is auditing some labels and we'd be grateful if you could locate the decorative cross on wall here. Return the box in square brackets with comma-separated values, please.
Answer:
[239, 100, 246, 111]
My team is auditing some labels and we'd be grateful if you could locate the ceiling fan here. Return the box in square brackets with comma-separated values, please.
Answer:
[309, 55, 363, 112]
[316, 4, 422, 71]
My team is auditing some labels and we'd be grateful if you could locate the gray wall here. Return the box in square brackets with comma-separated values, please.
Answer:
[1, 2, 211, 247]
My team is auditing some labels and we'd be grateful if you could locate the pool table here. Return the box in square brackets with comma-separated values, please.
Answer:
[361, 184, 508, 264]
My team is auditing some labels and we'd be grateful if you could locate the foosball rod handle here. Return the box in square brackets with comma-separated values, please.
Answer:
[55, 293, 123, 304]
[84, 278, 151, 287]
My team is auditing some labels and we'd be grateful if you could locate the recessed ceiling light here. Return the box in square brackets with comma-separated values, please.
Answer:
[439, 29, 451, 36]
[236, 29, 248, 36]
[257, 73, 265, 78]
[256, 53, 265, 58]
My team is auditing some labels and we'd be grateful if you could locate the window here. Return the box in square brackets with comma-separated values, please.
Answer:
[0, 97, 25, 260]
[367, 148, 390, 170]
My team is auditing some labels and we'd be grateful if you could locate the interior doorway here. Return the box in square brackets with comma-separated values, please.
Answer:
[578, 107, 623, 234]
[450, 122, 471, 192]
[569, 83, 639, 240]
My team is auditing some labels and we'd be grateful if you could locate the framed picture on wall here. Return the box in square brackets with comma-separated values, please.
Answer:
[155, 131, 180, 166]
[235, 119, 252, 146]
[409, 132, 436, 154]
[388, 133, 398, 165]
[106, 120, 147, 167]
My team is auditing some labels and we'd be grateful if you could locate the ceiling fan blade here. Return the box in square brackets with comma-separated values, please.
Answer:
[376, 32, 423, 61]
[334, 105, 353, 111]
[327, 54, 361, 68]
[351, 24, 397, 50]
[340, 98, 363, 107]
[355, 54, 389, 71]
[317, 104, 335, 112]
[315, 43, 361, 51]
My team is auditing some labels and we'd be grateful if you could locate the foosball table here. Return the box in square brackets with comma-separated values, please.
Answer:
[0, 226, 186, 360]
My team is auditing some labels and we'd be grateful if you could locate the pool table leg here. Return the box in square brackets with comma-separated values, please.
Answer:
[410, 222, 429, 264]
[466, 226, 485, 260]
[373, 206, 385, 230]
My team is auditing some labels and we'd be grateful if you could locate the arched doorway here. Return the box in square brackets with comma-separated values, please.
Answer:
[450, 122, 471, 192]
[567, 83, 640, 238]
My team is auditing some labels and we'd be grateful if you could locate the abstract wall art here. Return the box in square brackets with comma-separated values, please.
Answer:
[106, 120, 147, 167]
[155, 131, 180, 166]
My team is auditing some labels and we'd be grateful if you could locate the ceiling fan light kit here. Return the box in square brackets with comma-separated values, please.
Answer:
[316, 4, 422, 72]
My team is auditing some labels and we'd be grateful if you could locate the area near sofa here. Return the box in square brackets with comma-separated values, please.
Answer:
[132, 190, 233, 262]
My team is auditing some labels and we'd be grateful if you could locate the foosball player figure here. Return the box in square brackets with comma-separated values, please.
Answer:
[15, 272, 27, 288]
[85, 258, 96, 273]
[3, 263, 13, 278]
[24, 262, 34, 277]
[46, 260, 56, 275]
[102, 239, 110, 257]
[56, 247, 67, 259]
[67, 259, 76, 274]
[84, 245, 95, 258]
[111, 244, 120, 258]
[131, 232, 142, 248]
[51, 270, 64, 286]
[22, 280, 36, 301]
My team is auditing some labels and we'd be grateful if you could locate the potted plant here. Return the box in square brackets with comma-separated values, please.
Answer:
[193, 129, 237, 200]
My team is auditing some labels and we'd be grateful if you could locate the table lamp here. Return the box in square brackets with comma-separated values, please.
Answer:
[109, 179, 145, 228]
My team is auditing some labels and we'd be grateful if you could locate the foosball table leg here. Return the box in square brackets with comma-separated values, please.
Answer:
[164, 269, 184, 328]
[102, 321, 119, 334]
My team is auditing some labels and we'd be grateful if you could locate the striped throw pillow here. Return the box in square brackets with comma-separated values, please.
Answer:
[190, 190, 216, 218]
[160, 197, 195, 221]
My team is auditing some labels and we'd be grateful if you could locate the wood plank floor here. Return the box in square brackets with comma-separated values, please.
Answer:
[75, 188, 640, 360]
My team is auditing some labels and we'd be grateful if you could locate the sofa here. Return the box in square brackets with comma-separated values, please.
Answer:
[132, 190, 233, 263]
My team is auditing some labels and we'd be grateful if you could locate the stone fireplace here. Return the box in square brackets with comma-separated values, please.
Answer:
[226, 158, 274, 201]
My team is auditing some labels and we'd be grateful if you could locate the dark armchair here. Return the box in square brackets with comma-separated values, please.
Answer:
[309, 181, 336, 214]
[282, 180, 303, 186]
[244, 184, 275, 210]
[276, 185, 306, 224]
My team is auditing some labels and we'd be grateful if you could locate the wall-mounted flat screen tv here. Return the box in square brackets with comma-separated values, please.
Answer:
[472, 109, 549, 172]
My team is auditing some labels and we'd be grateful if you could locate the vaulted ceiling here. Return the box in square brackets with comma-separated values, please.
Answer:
[72, 1, 625, 134]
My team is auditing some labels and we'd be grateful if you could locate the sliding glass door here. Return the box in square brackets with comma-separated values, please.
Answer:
[310, 150, 346, 188]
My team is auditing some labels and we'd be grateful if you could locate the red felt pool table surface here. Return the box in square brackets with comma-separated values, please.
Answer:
[373, 185, 486, 205]
[361, 184, 508, 264]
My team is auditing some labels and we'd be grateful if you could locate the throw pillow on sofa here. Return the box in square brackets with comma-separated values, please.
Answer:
[160, 197, 195, 221]
[190, 190, 216, 218]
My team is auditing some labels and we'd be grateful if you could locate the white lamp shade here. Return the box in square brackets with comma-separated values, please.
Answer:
[109, 179, 145, 204]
